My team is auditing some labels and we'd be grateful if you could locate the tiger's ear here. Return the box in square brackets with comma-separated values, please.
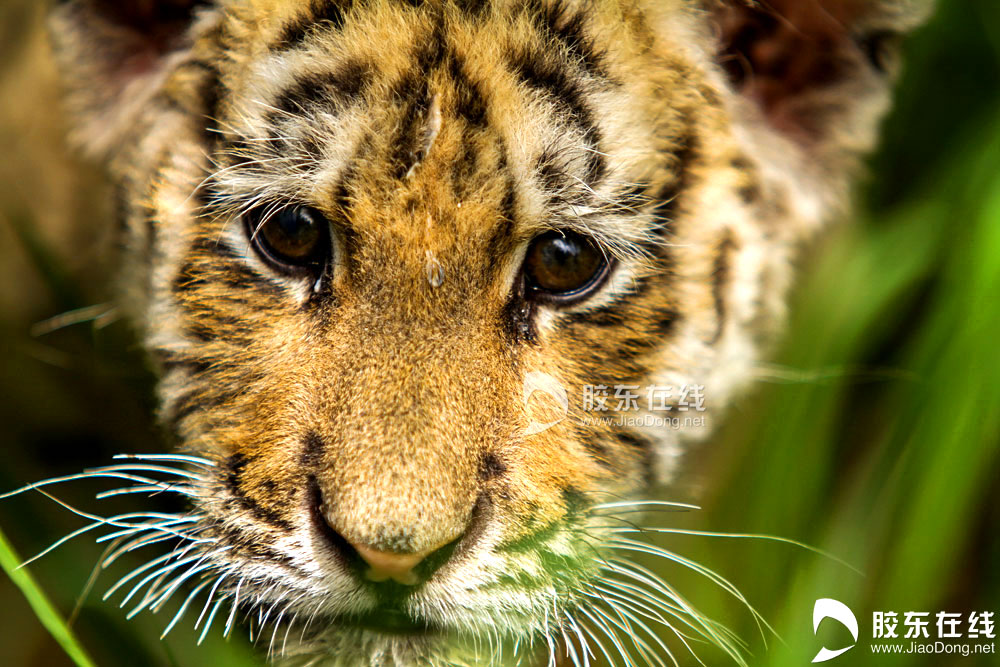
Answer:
[50, 0, 217, 159]
[707, 0, 932, 155]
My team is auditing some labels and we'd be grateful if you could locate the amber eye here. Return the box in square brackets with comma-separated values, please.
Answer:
[522, 230, 610, 303]
[246, 205, 331, 273]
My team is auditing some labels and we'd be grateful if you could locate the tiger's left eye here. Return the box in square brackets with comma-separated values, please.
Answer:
[245, 205, 331, 273]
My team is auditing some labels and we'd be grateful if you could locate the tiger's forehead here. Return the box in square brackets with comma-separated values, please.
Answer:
[207, 0, 679, 263]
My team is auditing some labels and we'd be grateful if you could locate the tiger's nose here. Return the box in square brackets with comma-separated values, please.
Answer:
[308, 477, 470, 586]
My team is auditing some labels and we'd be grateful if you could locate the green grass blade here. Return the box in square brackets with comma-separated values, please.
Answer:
[0, 524, 97, 667]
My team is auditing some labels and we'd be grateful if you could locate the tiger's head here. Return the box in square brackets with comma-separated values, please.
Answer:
[49, 0, 929, 664]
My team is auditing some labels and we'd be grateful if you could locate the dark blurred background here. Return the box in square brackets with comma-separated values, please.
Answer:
[0, 1, 997, 666]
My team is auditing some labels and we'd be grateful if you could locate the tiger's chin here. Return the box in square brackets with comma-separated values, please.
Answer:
[283, 619, 532, 667]
[285, 628, 446, 667]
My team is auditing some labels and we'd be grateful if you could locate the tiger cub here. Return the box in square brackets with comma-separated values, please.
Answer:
[44, 0, 929, 665]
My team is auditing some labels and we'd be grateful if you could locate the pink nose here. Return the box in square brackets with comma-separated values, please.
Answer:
[349, 540, 457, 586]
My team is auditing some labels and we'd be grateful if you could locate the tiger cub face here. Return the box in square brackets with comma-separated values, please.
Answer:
[50, 0, 928, 664]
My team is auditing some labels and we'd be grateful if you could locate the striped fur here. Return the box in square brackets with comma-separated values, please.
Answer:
[49, 0, 930, 664]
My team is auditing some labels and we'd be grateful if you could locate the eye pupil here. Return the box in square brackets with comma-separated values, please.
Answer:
[264, 208, 319, 258]
[523, 231, 609, 302]
[247, 205, 330, 272]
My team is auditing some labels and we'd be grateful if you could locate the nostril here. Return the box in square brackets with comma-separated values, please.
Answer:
[307, 476, 363, 568]
[414, 535, 461, 581]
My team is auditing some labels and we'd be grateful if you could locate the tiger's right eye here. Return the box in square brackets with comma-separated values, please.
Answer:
[245, 205, 332, 275]
[522, 230, 611, 305]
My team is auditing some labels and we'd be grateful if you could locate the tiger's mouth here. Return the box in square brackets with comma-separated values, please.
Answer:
[337, 608, 435, 636]
[330, 575, 440, 636]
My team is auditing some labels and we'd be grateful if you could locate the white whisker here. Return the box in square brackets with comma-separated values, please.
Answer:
[610, 525, 861, 574]
[198, 596, 228, 645]
[113, 453, 216, 467]
[161, 577, 215, 639]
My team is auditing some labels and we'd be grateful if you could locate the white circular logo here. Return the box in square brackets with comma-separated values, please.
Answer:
[522, 371, 568, 435]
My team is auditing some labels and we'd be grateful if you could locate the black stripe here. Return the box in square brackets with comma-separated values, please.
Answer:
[739, 181, 762, 205]
[560, 283, 679, 335]
[536, 149, 568, 195]
[181, 231, 282, 296]
[332, 60, 372, 98]
[112, 181, 131, 242]
[210, 524, 301, 569]
[479, 452, 507, 481]
[183, 320, 218, 343]
[620, 431, 658, 488]
[389, 73, 431, 178]
[278, 0, 353, 49]
[173, 259, 209, 293]
[652, 305, 680, 337]
[274, 62, 371, 117]
[300, 431, 326, 468]
[484, 168, 518, 272]
[651, 123, 700, 229]
[331, 162, 360, 265]
[141, 201, 158, 273]
[616, 430, 654, 453]
[159, 353, 218, 375]
[562, 304, 626, 328]
[710, 231, 736, 344]
[731, 156, 762, 204]
[189, 234, 241, 260]
[615, 336, 651, 364]
[217, 262, 286, 295]
[526, 0, 606, 80]
[502, 278, 538, 345]
[176, 300, 257, 345]
[454, 0, 490, 17]
[390, 18, 448, 179]
[561, 486, 589, 515]
[448, 53, 488, 127]
[510, 50, 604, 184]
[225, 454, 295, 530]
[173, 257, 286, 299]
[415, 14, 447, 76]
[858, 30, 897, 74]
[486, 217, 516, 274]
